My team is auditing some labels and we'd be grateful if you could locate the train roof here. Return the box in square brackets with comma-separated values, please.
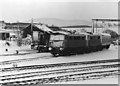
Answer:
[99, 33, 111, 36]
[66, 32, 90, 36]
[66, 32, 110, 37]
[51, 32, 111, 37]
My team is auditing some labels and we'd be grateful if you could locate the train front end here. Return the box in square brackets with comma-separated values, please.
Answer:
[49, 34, 65, 56]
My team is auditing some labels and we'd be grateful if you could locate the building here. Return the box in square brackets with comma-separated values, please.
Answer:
[0, 21, 30, 41]
[0, 21, 6, 29]
[5, 22, 30, 30]
[23, 24, 51, 44]
[0, 29, 10, 40]
[23, 24, 70, 46]
[4, 22, 30, 39]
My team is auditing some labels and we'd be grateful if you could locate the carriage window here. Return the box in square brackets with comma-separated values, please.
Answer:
[81, 36, 85, 40]
[98, 36, 100, 39]
[90, 36, 92, 39]
[77, 37, 80, 40]
[65, 36, 68, 39]
[74, 36, 80, 40]
[69, 36, 72, 40]
[74, 37, 77, 40]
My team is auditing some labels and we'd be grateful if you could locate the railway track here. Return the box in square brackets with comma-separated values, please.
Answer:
[1, 64, 119, 80]
[1, 59, 119, 72]
[0, 54, 51, 66]
[0, 59, 119, 85]
[1, 68, 119, 85]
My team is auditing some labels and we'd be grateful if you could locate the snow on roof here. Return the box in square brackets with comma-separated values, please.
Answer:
[34, 24, 53, 32]
[100, 33, 111, 36]
[34, 24, 70, 35]
[52, 31, 69, 35]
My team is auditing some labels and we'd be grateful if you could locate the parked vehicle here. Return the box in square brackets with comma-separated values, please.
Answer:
[31, 31, 50, 52]
[49, 32, 112, 56]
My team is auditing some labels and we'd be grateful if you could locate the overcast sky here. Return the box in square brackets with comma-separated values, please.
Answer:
[0, 0, 118, 22]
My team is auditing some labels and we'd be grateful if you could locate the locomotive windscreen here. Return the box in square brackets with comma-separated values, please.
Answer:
[50, 35, 65, 47]
[50, 35, 64, 41]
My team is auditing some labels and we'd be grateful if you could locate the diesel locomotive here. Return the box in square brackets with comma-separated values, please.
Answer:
[49, 32, 112, 56]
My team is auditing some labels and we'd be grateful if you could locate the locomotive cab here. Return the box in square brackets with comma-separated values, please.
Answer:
[49, 34, 65, 56]
[49, 33, 88, 56]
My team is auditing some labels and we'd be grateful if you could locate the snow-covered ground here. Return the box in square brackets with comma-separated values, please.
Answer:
[0, 40, 33, 55]
[0, 40, 118, 69]
[54, 76, 118, 84]
[0, 40, 119, 84]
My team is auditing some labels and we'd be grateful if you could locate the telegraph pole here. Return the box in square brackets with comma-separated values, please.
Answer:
[96, 20, 97, 33]
[17, 21, 22, 46]
[31, 18, 33, 41]
[92, 19, 94, 33]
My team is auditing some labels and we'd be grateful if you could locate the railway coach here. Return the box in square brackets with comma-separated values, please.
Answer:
[49, 32, 112, 56]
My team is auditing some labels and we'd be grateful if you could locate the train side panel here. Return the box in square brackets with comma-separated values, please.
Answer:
[64, 35, 87, 48]
[101, 33, 111, 45]
[50, 33, 112, 56]
[88, 35, 101, 47]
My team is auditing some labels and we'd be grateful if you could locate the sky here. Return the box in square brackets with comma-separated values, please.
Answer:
[0, 0, 119, 22]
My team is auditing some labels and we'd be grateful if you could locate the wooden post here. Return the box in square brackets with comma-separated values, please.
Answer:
[92, 19, 94, 33]
[31, 18, 33, 41]
[96, 20, 97, 33]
